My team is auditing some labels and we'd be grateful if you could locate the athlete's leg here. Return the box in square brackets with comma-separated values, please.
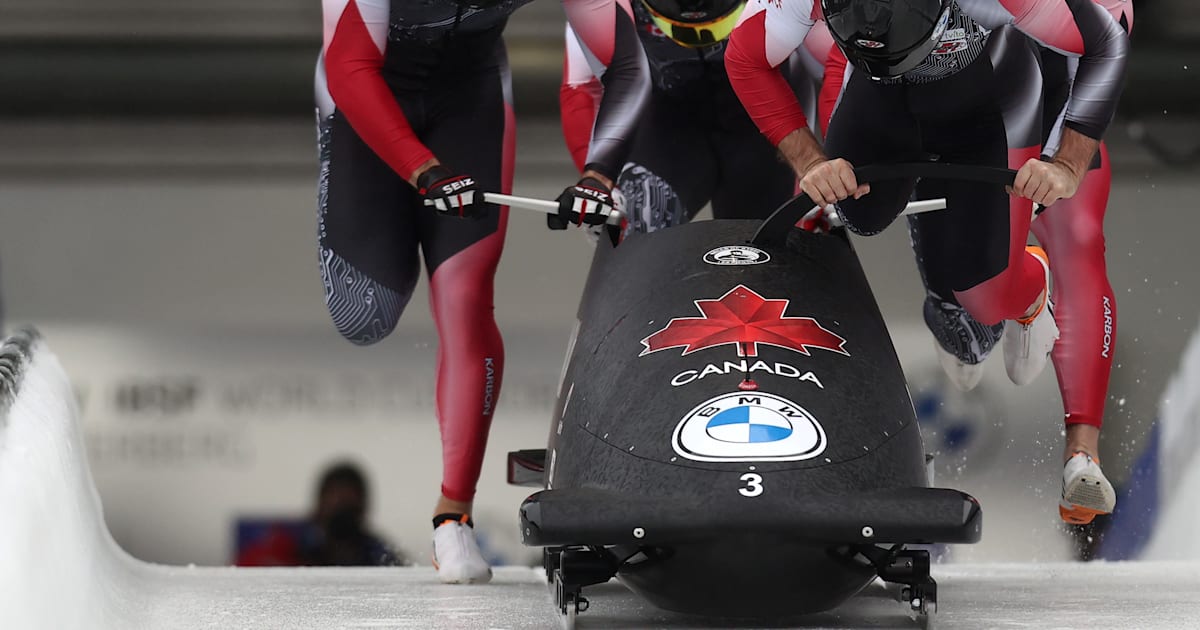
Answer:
[412, 51, 512, 585]
[904, 31, 1044, 386]
[418, 53, 511, 512]
[1033, 143, 1115, 451]
[941, 30, 1045, 326]
[922, 133, 1042, 326]
[1036, 44, 1116, 459]
[1031, 49, 1117, 522]
[908, 121, 1030, 390]
[1039, 156, 1118, 523]
[316, 89, 421, 345]
[910, 178, 1005, 371]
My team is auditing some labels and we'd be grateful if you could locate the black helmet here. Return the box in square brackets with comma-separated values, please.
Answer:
[821, 0, 952, 78]
[642, 0, 747, 48]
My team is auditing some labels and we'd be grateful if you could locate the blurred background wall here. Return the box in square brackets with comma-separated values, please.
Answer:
[0, 0, 1197, 567]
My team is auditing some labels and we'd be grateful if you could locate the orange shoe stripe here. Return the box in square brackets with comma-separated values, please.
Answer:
[1017, 246, 1051, 326]
[1060, 503, 1110, 525]
[1069, 450, 1100, 465]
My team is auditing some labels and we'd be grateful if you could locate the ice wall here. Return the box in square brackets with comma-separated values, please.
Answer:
[0, 330, 146, 628]
[1141, 320, 1200, 561]
[0, 329, 556, 630]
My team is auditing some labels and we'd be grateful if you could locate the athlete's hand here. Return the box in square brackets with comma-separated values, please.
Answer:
[553, 176, 615, 228]
[799, 158, 869, 208]
[418, 165, 483, 218]
[1010, 158, 1081, 206]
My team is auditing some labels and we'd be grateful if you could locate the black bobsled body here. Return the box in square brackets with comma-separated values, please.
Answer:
[518, 218, 980, 618]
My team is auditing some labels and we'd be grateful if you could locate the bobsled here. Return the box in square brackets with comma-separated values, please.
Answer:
[508, 164, 1017, 624]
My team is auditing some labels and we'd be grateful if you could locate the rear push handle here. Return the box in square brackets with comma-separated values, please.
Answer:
[751, 163, 1020, 247]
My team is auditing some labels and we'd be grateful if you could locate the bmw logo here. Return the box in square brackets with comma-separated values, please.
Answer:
[673, 392, 826, 462]
[706, 406, 794, 443]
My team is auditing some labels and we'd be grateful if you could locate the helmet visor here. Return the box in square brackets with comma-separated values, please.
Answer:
[643, 1, 746, 48]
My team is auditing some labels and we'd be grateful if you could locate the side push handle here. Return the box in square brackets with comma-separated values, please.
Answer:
[751, 163, 1018, 247]
[483, 192, 624, 226]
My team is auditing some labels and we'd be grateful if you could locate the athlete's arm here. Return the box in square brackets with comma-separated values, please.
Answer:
[1096, 0, 1133, 34]
[322, 0, 440, 186]
[969, 0, 1129, 203]
[726, 0, 819, 149]
[817, 38, 848, 138]
[970, 0, 1129, 142]
[726, 2, 864, 206]
[562, 0, 651, 186]
[560, 24, 604, 174]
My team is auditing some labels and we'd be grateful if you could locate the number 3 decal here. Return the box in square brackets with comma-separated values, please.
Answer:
[739, 473, 763, 497]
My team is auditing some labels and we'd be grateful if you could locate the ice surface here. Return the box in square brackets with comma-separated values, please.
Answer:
[4, 334, 1200, 630]
[580, 563, 1200, 629]
[134, 566, 561, 630]
[40, 562, 1200, 630]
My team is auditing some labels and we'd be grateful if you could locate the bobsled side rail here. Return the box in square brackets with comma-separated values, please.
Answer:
[520, 486, 981, 547]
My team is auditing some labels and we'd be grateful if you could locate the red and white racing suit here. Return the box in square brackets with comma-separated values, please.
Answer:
[317, 0, 649, 502]
[726, 0, 1126, 366]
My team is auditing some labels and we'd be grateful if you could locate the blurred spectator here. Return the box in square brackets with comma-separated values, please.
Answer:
[236, 460, 403, 567]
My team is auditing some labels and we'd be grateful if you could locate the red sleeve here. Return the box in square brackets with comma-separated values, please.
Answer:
[323, 0, 435, 183]
[725, 11, 811, 146]
[560, 81, 602, 174]
[559, 26, 603, 174]
[818, 45, 847, 138]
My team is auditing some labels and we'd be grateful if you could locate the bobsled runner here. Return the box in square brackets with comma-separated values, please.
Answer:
[508, 163, 1018, 625]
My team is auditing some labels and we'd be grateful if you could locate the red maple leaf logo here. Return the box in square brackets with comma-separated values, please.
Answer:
[640, 285, 848, 358]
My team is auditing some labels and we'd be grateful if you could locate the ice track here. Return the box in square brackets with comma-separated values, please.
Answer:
[3, 329, 1200, 630]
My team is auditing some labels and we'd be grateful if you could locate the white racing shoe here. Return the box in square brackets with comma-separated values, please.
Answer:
[933, 339, 986, 392]
[432, 514, 492, 584]
[1060, 452, 1117, 525]
[1004, 246, 1060, 385]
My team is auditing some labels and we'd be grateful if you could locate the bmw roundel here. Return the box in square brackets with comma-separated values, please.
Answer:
[673, 392, 826, 462]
